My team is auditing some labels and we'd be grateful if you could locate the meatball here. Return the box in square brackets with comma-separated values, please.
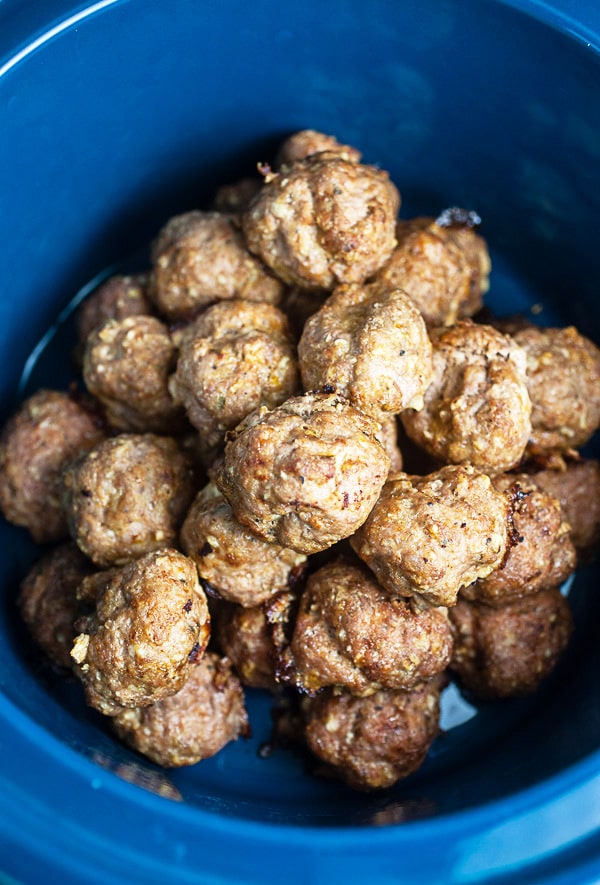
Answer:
[512, 325, 600, 453]
[150, 211, 284, 320]
[0, 390, 106, 543]
[242, 153, 400, 290]
[215, 392, 391, 554]
[63, 434, 194, 567]
[303, 678, 443, 790]
[372, 213, 491, 327]
[213, 603, 277, 690]
[83, 315, 184, 433]
[70, 548, 210, 715]
[112, 652, 248, 767]
[213, 177, 262, 215]
[449, 588, 573, 699]
[289, 558, 453, 695]
[180, 481, 307, 607]
[351, 465, 508, 608]
[531, 458, 600, 559]
[401, 321, 531, 474]
[18, 542, 96, 669]
[76, 273, 153, 348]
[298, 281, 433, 419]
[274, 129, 362, 169]
[377, 415, 404, 473]
[168, 300, 300, 457]
[462, 473, 576, 606]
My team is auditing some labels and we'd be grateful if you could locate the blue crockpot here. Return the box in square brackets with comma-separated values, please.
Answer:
[1, 1, 599, 882]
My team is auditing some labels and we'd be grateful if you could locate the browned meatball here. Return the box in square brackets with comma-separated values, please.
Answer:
[180, 481, 307, 607]
[18, 542, 96, 669]
[150, 211, 284, 320]
[512, 325, 600, 453]
[63, 434, 194, 567]
[274, 129, 362, 169]
[215, 392, 391, 554]
[70, 548, 210, 715]
[531, 458, 600, 559]
[289, 558, 453, 695]
[298, 282, 433, 419]
[76, 273, 153, 348]
[351, 465, 508, 608]
[462, 473, 576, 606]
[303, 678, 442, 790]
[213, 603, 277, 690]
[213, 177, 262, 215]
[242, 153, 400, 290]
[401, 321, 531, 474]
[168, 300, 300, 457]
[83, 316, 184, 434]
[449, 588, 573, 699]
[0, 390, 106, 543]
[372, 213, 491, 327]
[112, 652, 248, 767]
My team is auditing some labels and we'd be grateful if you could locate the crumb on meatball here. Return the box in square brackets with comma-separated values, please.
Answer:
[302, 677, 443, 790]
[401, 321, 532, 475]
[351, 465, 508, 608]
[18, 542, 96, 669]
[149, 210, 284, 320]
[0, 390, 107, 543]
[70, 548, 210, 715]
[449, 588, 573, 699]
[289, 557, 453, 695]
[215, 391, 391, 554]
[242, 153, 400, 290]
[112, 651, 248, 767]
[62, 434, 195, 567]
[298, 281, 433, 419]
[83, 315, 184, 433]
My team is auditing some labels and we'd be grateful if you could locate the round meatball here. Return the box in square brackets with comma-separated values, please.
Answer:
[0, 390, 106, 543]
[298, 281, 433, 419]
[180, 481, 307, 607]
[512, 325, 600, 453]
[63, 434, 194, 567]
[83, 315, 184, 433]
[274, 129, 362, 169]
[76, 273, 153, 349]
[168, 300, 300, 457]
[449, 588, 573, 699]
[401, 321, 531, 474]
[377, 415, 404, 473]
[290, 558, 453, 695]
[242, 153, 400, 290]
[531, 458, 600, 560]
[462, 473, 576, 606]
[303, 678, 442, 790]
[215, 392, 391, 554]
[213, 177, 262, 215]
[150, 211, 284, 320]
[70, 548, 210, 715]
[213, 603, 277, 690]
[351, 465, 508, 608]
[18, 542, 96, 669]
[112, 652, 248, 767]
[372, 213, 491, 327]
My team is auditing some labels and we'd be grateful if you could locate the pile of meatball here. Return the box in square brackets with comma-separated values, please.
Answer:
[2, 129, 600, 791]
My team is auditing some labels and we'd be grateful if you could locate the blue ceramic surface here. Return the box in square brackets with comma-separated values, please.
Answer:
[1, 1, 600, 882]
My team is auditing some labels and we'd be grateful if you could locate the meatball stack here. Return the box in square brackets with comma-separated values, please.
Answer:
[1, 128, 599, 792]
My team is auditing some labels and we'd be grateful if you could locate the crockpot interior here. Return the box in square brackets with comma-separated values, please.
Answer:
[1, 0, 599, 832]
